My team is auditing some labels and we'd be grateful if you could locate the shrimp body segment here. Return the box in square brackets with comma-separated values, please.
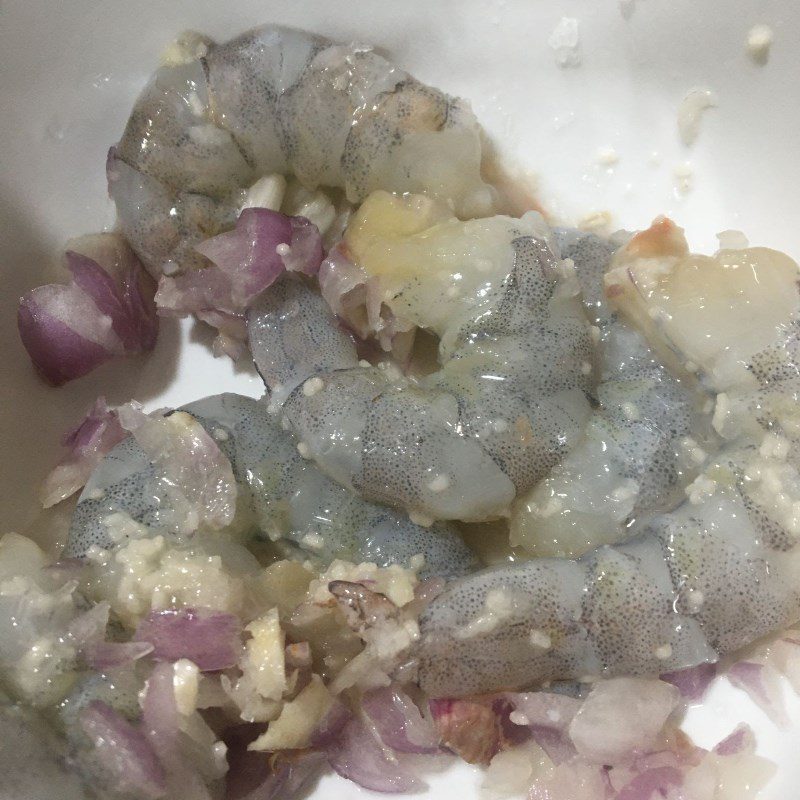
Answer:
[109, 26, 495, 279]
[417, 221, 800, 697]
[510, 229, 714, 557]
[65, 393, 476, 580]
[248, 193, 595, 522]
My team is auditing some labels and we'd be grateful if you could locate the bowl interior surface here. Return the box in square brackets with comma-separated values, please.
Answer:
[1, 1, 799, 797]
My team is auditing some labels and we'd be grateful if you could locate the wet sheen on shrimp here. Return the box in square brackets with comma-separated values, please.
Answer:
[416, 220, 800, 697]
[247, 193, 595, 523]
[65, 393, 476, 580]
[509, 229, 715, 557]
[108, 25, 496, 279]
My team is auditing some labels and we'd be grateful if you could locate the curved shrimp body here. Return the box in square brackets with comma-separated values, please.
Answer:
[247, 193, 595, 522]
[416, 221, 800, 697]
[108, 26, 494, 278]
[65, 393, 476, 580]
[510, 229, 714, 557]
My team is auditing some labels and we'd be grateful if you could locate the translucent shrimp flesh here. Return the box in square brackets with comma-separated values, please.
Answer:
[65, 393, 476, 580]
[509, 228, 715, 557]
[108, 25, 496, 279]
[416, 220, 800, 697]
[247, 192, 594, 523]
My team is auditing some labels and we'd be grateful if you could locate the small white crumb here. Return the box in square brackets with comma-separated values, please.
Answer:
[212, 427, 229, 442]
[85, 545, 110, 566]
[684, 588, 705, 613]
[596, 147, 619, 166]
[556, 257, 578, 285]
[527, 496, 564, 519]
[377, 361, 403, 381]
[302, 377, 324, 397]
[492, 419, 509, 434]
[409, 510, 435, 528]
[296, 442, 311, 459]
[291, 188, 337, 235]
[610, 479, 639, 504]
[578, 210, 614, 233]
[677, 88, 717, 146]
[654, 644, 673, 660]
[173, 659, 200, 716]
[548, 17, 582, 68]
[241, 173, 287, 211]
[680, 437, 708, 466]
[409, 553, 426, 571]
[86, 487, 105, 501]
[716, 229, 749, 250]
[161, 260, 180, 276]
[187, 91, 205, 118]
[509, 711, 530, 726]
[711, 392, 731, 436]
[426, 474, 451, 494]
[673, 162, 694, 195]
[301, 532, 325, 550]
[529, 629, 552, 650]
[589, 325, 601, 344]
[621, 402, 640, 422]
[746, 24, 774, 65]
[359, 359, 372, 368]
[276, 243, 291, 257]
[581, 361, 593, 376]
[455, 588, 517, 639]
[188, 124, 231, 147]
[686, 474, 717, 505]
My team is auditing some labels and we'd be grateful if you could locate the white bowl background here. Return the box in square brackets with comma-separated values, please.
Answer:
[2, 1, 799, 797]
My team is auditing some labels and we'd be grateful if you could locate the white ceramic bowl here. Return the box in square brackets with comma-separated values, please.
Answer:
[2, 1, 799, 797]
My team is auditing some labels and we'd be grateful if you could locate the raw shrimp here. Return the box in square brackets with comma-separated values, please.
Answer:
[65, 393, 475, 580]
[509, 228, 714, 557]
[247, 192, 595, 522]
[416, 220, 800, 697]
[108, 25, 495, 279]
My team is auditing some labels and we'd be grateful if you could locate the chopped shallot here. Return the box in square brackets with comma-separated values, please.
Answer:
[40, 397, 129, 507]
[18, 233, 158, 385]
[80, 700, 167, 799]
[155, 208, 323, 358]
[134, 608, 242, 671]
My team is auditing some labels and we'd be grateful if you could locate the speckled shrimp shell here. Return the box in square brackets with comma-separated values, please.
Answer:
[65, 393, 475, 580]
[247, 195, 595, 523]
[108, 25, 495, 279]
[416, 221, 800, 697]
[509, 229, 715, 557]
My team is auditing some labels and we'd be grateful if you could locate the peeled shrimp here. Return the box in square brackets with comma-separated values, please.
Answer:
[510, 228, 714, 557]
[416, 220, 800, 697]
[108, 25, 495, 279]
[65, 393, 475, 580]
[247, 192, 594, 522]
